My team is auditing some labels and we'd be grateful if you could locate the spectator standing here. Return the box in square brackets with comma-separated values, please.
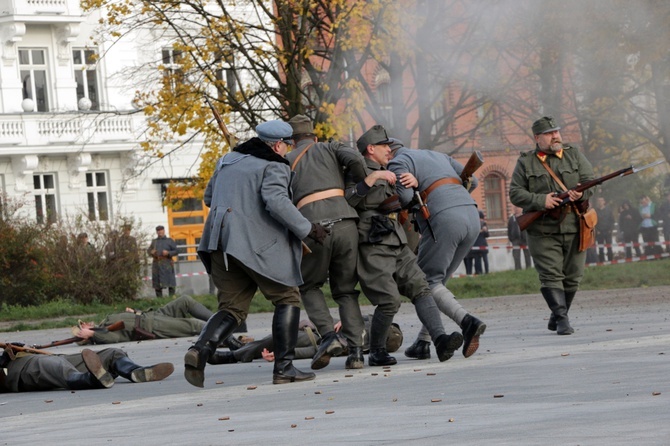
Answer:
[638, 195, 661, 255]
[147, 225, 178, 297]
[594, 196, 615, 262]
[618, 200, 642, 258]
[507, 206, 532, 270]
[658, 191, 670, 253]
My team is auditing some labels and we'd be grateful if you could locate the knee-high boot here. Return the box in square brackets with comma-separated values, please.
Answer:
[541, 288, 574, 335]
[210, 335, 274, 364]
[272, 304, 316, 384]
[367, 309, 397, 367]
[548, 291, 576, 331]
[112, 356, 174, 383]
[184, 310, 238, 387]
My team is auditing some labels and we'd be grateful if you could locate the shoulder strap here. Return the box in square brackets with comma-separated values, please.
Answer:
[539, 157, 583, 216]
[290, 142, 316, 171]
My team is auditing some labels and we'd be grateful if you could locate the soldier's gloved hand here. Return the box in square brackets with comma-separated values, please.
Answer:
[307, 223, 330, 245]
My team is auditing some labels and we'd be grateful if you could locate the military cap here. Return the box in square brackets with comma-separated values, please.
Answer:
[155, 225, 165, 231]
[532, 116, 561, 135]
[288, 114, 314, 135]
[256, 120, 294, 144]
[356, 125, 392, 154]
[388, 137, 404, 151]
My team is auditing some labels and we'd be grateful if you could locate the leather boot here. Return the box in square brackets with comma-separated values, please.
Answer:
[345, 346, 364, 369]
[548, 291, 576, 331]
[404, 339, 431, 360]
[541, 288, 574, 335]
[184, 310, 238, 387]
[221, 335, 245, 351]
[460, 314, 486, 358]
[434, 332, 464, 362]
[112, 356, 174, 383]
[207, 351, 237, 365]
[272, 304, 316, 384]
[367, 310, 397, 366]
[310, 331, 345, 370]
[75, 349, 114, 389]
[66, 371, 110, 390]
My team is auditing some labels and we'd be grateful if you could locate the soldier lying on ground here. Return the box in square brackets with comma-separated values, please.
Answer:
[208, 317, 403, 365]
[0, 346, 173, 392]
[72, 295, 244, 348]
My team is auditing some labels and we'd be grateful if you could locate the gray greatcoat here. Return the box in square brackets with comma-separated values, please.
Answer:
[147, 236, 178, 289]
[198, 142, 312, 287]
[387, 146, 480, 287]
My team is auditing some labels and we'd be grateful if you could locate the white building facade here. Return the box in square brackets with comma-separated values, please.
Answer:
[0, 0, 221, 294]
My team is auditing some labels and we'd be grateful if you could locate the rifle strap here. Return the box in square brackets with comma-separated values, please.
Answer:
[290, 142, 316, 171]
[420, 177, 462, 202]
[539, 159, 582, 217]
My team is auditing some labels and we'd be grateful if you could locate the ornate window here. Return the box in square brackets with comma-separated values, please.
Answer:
[73, 48, 100, 110]
[483, 172, 505, 224]
[20, 49, 50, 112]
[86, 171, 110, 221]
[33, 173, 58, 224]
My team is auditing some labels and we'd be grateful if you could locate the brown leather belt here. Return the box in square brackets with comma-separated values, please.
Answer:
[296, 188, 344, 210]
[420, 177, 461, 201]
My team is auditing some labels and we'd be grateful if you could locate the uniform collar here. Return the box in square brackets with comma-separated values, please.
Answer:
[536, 148, 563, 162]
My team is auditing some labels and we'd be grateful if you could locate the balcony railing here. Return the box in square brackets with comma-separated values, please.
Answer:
[0, 0, 82, 17]
[0, 112, 142, 154]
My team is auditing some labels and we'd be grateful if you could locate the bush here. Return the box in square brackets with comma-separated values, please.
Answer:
[0, 196, 147, 306]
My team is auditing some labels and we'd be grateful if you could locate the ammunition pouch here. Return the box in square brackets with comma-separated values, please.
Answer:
[578, 207, 598, 252]
[132, 315, 156, 341]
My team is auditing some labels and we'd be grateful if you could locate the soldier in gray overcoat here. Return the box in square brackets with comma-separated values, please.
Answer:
[147, 225, 178, 297]
[509, 116, 594, 335]
[285, 115, 369, 370]
[344, 126, 465, 366]
[185, 120, 327, 388]
[387, 136, 487, 360]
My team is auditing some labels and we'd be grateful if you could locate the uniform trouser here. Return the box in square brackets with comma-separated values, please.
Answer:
[210, 252, 300, 324]
[299, 219, 365, 348]
[149, 296, 209, 338]
[8, 349, 127, 392]
[528, 232, 585, 292]
[417, 205, 480, 287]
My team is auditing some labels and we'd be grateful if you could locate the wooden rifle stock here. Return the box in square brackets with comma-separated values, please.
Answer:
[516, 165, 637, 231]
[31, 320, 126, 349]
[1, 342, 53, 356]
[460, 151, 484, 187]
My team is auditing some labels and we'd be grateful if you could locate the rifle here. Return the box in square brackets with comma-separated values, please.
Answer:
[414, 191, 437, 242]
[1, 343, 53, 356]
[516, 159, 665, 231]
[460, 151, 484, 190]
[31, 320, 126, 349]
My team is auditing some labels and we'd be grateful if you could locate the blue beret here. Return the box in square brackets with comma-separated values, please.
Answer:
[256, 120, 294, 143]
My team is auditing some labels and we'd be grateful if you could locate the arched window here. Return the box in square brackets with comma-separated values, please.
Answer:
[483, 173, 505, 224]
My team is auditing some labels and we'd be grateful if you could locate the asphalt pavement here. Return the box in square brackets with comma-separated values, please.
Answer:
[1, 286, 669, 445]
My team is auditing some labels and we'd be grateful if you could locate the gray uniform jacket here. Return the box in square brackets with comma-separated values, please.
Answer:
[345, 158, 406, 247]
[148, 236, 178, 288]
[285, 139, 367, 222]
[198, 142, 312, 287]
[387, 147, 478, 212]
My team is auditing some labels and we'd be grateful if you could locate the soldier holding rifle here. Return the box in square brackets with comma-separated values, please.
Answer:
[387, 137, 487, 360]
[509, 116, 595, 335]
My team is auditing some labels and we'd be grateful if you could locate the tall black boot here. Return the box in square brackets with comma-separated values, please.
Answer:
[367, 310, 397, 367]
[541, 288, 574, 335]
[66, 371, 110, 390]
[460, 314, 486, 358]
[67, 349, 114, 389]
[113, 356, 174, 383]
[548, 291, 576, 331]
[184, 310, 238, 387]
[272, 305, 316, 384]
[207, 351, 237, 365]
